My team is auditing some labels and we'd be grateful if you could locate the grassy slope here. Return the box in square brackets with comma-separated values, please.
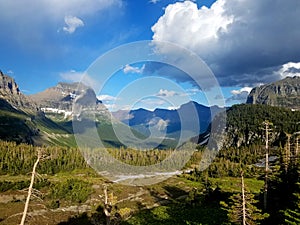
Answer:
[0, 170, 264, 225]
[0, 99, 74, 146]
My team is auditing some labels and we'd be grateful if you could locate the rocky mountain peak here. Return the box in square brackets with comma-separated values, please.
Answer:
[30, 82, 106, 120]
[0, 70, 20, 96]
[30, 82, 87, 110]
[0, 71, 36, 111]
[246, 76, 300, 110]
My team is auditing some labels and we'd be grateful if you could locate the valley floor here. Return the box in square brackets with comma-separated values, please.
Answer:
[0, 170, 264, 225]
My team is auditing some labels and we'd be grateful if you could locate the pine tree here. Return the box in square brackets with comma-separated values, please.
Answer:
[221, 172, 268, 225]
[282, 182, 300, 224]
[283, 209, 300, 225]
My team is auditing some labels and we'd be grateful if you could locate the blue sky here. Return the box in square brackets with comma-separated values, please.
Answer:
[0, 0, 300, 111]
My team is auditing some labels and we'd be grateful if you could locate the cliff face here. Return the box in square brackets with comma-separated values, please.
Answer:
[0, 71, 36, 111]
[246, 76, 300, 110]
[0, 71, 20, 95]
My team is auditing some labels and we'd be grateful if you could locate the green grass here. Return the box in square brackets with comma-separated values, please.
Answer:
[123, 202, 228, 225]
[121, 177, 264, 225]
[0, 110, 32, 143]
[210, 177, 264, 193]
[0, 170, 264, 225]
[0, 175, 30, 182]
[33, 115, 70, 134]
[0, 106, 72, 146]
[48, 134, 77, 147]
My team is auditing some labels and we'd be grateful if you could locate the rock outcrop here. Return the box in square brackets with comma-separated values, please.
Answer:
[0, 71, 20, 95]
[0, 71, 36, 111]
[246, 76, 300, 110]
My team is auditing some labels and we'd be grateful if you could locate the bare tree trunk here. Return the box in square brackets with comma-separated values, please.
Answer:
[103, 185, 111, 225]
[295, 136, 299, 164]
[286, 134, 291, 170]
[241, 172, 246, 225]
[20, 151, 41, 225]
[263, 121, 270, 211]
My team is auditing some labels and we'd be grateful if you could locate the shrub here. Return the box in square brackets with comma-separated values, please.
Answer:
[49, 178, 92, 203]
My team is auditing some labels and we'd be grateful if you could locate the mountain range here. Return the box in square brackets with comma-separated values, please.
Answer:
[0, 70, 299, 149]
[112, 102, 223, 141]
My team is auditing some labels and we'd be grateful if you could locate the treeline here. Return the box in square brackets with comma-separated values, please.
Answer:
[0, 141, 195, 176]
[224, 104, 300, 147]
[187, 144, 269, 181]
[192, 104, 300, 179]
[0, 139, 281, 178]
[0, 141, 88, 175]
[227, 104, 300, 135]
[81, 143, 197, 174]
[107, 147, 171, 166]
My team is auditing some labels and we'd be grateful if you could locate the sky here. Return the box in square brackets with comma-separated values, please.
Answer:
[0, 0, 300, 111]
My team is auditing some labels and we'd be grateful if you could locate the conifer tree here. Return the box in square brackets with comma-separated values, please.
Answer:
[282, 182, 300, 224]
[221, 172, 268, 225]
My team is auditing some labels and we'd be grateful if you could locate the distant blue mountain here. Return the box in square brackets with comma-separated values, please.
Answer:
[112, 101, 223, 142]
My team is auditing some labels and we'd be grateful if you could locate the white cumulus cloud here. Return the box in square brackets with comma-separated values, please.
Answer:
[151, 0, 300, 87]
[123, 64, 145, 74]
[226, 87, 253, 104]
[167, 106, 178, 110]
[97, 94, 118, 101]
[148, 118, 169, 131]
[0, 0, 122, 53]
[60, 70, 85, 82]
[156, 89, 178, 97]
[152, 0, 233, 54]
[231, 87, 252, 96]
[276, 62, 300, 79]
[63, 15, 84, 34]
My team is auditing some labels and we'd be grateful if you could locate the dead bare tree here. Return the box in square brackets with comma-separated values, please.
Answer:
[98, 184, 120, 225]
[103, 184, 111, 225]
[241, 172, 246, 225]
[262, 121, 272, 210]
[20, 148, 49, 225]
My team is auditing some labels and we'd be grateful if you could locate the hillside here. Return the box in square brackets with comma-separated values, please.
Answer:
[194, 77, 300, 149]
[29, 82, 151, 148]
[197, 104, 300, 149]
[0, 72, 73, 145]
[246, 76, 300, 110]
